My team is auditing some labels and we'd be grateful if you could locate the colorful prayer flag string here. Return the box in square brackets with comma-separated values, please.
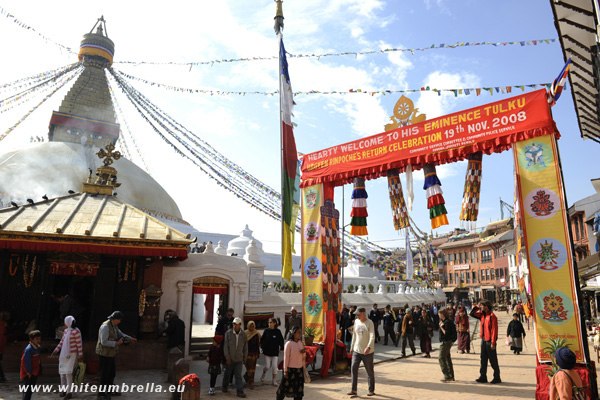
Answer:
[350, 177, 368, 236]
[423, 164, 449, 230]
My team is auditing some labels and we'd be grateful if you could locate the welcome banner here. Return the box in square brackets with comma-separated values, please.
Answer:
[514, 134, 585, 363]
[302, 89, 556, 187]
[301, 184, 325, 341]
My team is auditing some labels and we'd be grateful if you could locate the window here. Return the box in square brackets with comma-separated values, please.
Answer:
[574, 218, 580, 241]
[481, 250, 492, 263]
[458, 252, 463, 263]
[472, 271, 477, 283]
[448, 273, 452, 284]
[465, 252, 470, 263]
[491, 269, 496, 279]
[448, 253, 454, 262]
[486, 269, 491, 280]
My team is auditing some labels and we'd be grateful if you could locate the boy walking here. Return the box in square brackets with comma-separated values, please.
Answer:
[20, 330, 42, 400]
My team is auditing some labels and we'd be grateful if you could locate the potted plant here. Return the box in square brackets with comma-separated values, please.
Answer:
[304, 326, 316, 346]
[542, 337, 569, 377]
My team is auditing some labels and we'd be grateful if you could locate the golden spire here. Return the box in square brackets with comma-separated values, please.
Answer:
[82, 143, 122, 195]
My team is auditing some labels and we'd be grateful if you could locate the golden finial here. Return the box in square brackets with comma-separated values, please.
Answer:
[384, 95, 427, 131]
[96, 143, 121, 166]
[274, 0, 284, 34]
[82, 144, 121, 195]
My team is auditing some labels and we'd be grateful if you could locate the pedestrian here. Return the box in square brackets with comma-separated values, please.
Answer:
[455, 305, 470, 354]
[432, 303, 439, 328]
[347, 307, 375, 397]
[222, 317, 248, 398]
[515, 301, 524, 323]
[470, 300, 501, 384]
[51, 316, 83, 399]
[20, 330, 42, 400]
[0, 311, 7, 383]
[207, 336, 224, 396]
[368, 304, 381, 343]
[215, 308, 234, 336]
[164, 310, 186, 352]
[285, 307, 302, 341]
[276, 326, 305, 400]
[339, 306, 353, 346]
[400, 308, 416, 357]
[243, 321, 261, 389]
[549, 347, 584, 400]
[260, 318, 284, 386]
[438, 309, 456, 383]
[96, 311, 138, 398]
[382, 305, 396, 346]
[506, 313, 526, 355]
[416, 309, 433, 358]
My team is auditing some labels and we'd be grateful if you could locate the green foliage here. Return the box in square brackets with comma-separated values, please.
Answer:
[542, 337, 570, 377]
[290, 281, 299, 292]
[368, 283, 374, 293]
[304, 326, 316, 337]
[348, 284, 355, 293]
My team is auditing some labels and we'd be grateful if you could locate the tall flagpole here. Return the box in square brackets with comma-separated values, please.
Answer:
[275, 0, 285, 284]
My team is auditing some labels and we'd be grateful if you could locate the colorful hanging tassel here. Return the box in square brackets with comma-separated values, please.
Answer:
[423, 164, 449, 229]
[387, 170, 410, 230]
[350, 177, 368, 235]
[459, 152, 483, 224]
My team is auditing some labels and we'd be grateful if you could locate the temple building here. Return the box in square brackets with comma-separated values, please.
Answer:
[0, 19, 444, 369]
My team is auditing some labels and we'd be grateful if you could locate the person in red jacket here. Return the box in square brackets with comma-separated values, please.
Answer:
[470, 300, 501, 384]
[20, 330, 42, 400]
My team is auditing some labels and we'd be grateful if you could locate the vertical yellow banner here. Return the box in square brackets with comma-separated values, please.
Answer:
[513, 134, 585, 363]
[301, 184, 324, 341]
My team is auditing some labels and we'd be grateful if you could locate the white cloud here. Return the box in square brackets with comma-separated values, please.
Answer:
[416, 71, 481, 118]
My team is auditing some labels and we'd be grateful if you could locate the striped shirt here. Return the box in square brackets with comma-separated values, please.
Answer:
[54, 328, 83, 357]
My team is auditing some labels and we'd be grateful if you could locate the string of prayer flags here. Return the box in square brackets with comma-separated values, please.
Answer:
[350, 177, 368, 236]
[459, 152, 483, 225]
[423, 164, 449, 229]
[387, 170, 410, 230]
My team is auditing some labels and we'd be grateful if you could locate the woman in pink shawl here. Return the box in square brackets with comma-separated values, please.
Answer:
[52, 316, 83, 399]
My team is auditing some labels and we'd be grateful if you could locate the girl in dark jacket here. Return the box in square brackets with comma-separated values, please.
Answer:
[506, 313, 526, 354]
[207, 336, 224, 395]
[416, 309, 434, 358]
[260, 318, 284, 386]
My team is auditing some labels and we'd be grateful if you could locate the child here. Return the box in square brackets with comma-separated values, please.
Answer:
[20, 330, 42, 400]
[506, 313, 526, 355]
[207, 336, 224, 396]
[549, 347, 584, 399]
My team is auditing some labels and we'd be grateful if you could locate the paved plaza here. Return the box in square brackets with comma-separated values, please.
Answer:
[0, 312, 588, 399]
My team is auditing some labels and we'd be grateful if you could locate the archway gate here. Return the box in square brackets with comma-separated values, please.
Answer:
[299, 89, 591, 390]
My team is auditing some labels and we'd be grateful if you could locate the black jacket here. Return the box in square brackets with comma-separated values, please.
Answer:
[368, 309, 381, 324]
[165, 316, 186, 349]
[507, 320, 526, 338]
[439, 319, 457, 343]
[260, 328, 284, 357]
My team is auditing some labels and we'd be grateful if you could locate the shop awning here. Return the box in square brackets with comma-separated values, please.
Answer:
[481, 285, 496, 290]
[579, 253, 600, 281]
[442, 286, 457, 293]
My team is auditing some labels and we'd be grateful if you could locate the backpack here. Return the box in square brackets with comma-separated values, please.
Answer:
[560, 370, 586, 400]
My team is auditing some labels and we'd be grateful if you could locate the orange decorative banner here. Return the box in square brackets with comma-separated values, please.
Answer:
[301, 89, 556, 187]
[514, 134, 585, 363]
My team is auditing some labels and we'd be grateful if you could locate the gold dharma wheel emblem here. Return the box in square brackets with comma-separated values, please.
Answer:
[385, 95, 426, 131]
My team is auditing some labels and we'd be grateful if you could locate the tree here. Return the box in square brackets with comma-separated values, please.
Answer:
[290, 281, 299, 292]
[348, 284, 355, 293]
[368, 283, 374, 293]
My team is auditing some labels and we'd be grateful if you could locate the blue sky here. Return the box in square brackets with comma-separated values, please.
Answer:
[0, 1, 597, 252]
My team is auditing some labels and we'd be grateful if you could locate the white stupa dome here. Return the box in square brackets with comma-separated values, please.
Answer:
[226, 225, 264, 257]
[0, 142, 182, 219]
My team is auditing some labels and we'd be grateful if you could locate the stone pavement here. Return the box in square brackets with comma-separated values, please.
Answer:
[0, 312, 565, 399]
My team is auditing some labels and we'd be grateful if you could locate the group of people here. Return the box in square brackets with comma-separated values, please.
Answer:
[16, 310, 138, 400]
[209, 309, 304, 399]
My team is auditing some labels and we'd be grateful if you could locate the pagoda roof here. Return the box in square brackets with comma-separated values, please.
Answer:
[0, 193, 192, 259]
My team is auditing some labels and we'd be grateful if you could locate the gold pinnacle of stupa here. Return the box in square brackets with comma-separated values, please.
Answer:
[82, 143, 122, 195]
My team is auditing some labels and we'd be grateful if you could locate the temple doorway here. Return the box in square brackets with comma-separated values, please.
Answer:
[189, 276, 229, 355]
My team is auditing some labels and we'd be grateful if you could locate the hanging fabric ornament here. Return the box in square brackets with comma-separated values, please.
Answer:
[350, 177, 368, 235]
[406, 164, 414, 211]
[387, 170, 410, 230]
[423, 163, 449, 229]
[459, 152, 483, 225]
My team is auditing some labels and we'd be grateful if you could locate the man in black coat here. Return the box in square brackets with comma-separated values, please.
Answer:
[165, 311, 186, 352]
[368, 304, 381, 343]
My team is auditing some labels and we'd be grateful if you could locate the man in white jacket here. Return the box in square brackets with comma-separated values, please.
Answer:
[347, 307, 375, 397]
